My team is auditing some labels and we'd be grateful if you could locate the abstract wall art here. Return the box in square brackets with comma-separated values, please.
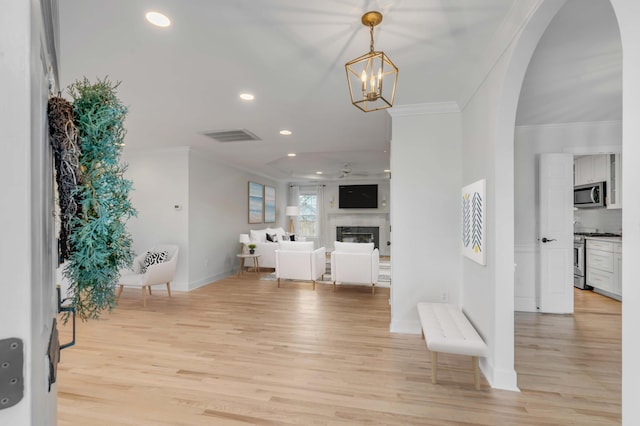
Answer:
[264, 185, 276, 223]
[248, 181, 263, 223]
[462, 179, 486, 265]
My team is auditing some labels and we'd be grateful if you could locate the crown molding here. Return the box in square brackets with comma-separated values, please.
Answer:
[387, 102, 460, 117]
[515, 119, 622, 131]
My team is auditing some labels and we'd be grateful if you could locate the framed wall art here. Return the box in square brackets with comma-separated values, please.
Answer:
[264, 185, 276, 223]
[248, 181, 264, 224]
[461, 179, 486, 265]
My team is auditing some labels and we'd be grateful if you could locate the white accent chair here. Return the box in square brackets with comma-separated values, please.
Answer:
[116, 244, 179, 307]
[331, 241, 379, 294]
[275, 241, 326, 290]
[249, 227, 287, 268]
[247, 227, 309, 268]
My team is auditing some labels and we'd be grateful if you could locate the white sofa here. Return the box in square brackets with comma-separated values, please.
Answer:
[331, 241, 379, 293]
[275, 241, 326, 290]
[248, 227, 304, 268]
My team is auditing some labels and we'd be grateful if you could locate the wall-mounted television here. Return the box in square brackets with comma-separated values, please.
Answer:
[339, 184, 378, 209]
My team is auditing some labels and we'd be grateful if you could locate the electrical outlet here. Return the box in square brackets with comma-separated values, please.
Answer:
[441, 291, 448, 302]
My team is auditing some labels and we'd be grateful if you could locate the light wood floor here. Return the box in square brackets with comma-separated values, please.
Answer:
[57, 278, 621, 425]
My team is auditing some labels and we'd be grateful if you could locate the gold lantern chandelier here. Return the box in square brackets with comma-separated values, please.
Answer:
[345, 11, 398, 112]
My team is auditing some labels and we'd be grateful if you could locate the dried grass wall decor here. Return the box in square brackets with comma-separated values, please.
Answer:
[48, 95, 82, 261]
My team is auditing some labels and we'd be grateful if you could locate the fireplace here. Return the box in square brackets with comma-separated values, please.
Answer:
[336, 226, 379, 249]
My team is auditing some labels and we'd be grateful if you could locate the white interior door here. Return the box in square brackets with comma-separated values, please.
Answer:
[538, 153, 574, 313]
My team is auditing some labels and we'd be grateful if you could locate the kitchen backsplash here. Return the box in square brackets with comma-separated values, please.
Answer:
[574, 208, 622, 234]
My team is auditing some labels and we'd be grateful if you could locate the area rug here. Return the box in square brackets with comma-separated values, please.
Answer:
[260, 260, 390, 287]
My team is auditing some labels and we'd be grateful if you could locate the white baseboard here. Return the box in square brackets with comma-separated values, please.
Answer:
[188, 271, 230, 291]
[390, 319, 421, 334]
[515, 297, 537, 312]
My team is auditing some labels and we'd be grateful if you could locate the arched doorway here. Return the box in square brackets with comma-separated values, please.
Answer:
[495, 0, 638, 423]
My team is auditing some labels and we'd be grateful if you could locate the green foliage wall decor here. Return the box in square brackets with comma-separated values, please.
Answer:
[64, 77, 136, 320]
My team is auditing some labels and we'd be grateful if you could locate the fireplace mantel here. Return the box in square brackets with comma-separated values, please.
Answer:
[328, 213, 390, 255]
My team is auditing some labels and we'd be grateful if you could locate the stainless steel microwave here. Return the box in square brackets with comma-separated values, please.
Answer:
[574, 181, 605, 208]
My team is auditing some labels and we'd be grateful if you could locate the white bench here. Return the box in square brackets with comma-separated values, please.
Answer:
[417, 302, 488, 390]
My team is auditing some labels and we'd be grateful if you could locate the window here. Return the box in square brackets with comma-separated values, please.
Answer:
[298, 194, 317, 237]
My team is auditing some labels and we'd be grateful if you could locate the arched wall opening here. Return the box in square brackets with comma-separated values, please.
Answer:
[496, 0, 637, 422]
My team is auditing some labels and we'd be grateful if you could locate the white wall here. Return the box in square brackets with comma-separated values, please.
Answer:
[459, 0, 566, 391]
[123, 147, 285, 290]
[0, 1, 58, 424]
[123, 148, 190, 290]
[188, 150, 282, 289]
[388, 105, 462, 333]
[610, 1, 640, 424]
[514, 121, 622, 311]
[460, 58, 511, 389]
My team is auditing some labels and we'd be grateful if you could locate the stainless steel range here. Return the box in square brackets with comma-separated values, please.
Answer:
[573, 232, 621, 289]
[573, 234, 589, 289]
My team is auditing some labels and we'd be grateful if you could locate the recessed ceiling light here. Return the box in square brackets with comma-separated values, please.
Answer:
[384, 169, 391, 173]
[287, 153, 296, 157]
[279, 130, 292, 135]
[316, 171, 323, 175]
[145, 11, 171, 27]
[240, 93, 255, 101]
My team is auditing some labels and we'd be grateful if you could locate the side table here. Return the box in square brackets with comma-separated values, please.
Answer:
[236, 253, 261, 277]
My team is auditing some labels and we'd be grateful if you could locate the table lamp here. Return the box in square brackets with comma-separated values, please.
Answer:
[239, 234, 250, 254]
[285, 206, 299, 234]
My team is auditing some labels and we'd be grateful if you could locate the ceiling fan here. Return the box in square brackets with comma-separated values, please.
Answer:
[337, 163, 368, 179]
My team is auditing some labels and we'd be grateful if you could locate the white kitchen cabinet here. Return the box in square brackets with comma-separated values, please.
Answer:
[587, 268, 613, 292]
[612, 242, 622, 296]
[607, 153, 622, 209]
[574, 154, 609, 186]
[586, 238, 621, 300]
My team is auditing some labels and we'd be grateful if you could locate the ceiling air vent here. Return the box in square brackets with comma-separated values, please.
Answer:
[203, 129, 261, 143]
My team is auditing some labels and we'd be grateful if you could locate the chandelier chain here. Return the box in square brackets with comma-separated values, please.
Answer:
[369, 25, 375, 52]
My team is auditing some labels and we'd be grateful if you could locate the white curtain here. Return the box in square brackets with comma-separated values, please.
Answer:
[315, 185, 328, 249]
[288, 184, 300, 235]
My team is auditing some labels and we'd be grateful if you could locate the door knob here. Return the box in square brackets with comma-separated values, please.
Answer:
[541, 237, 556, 243]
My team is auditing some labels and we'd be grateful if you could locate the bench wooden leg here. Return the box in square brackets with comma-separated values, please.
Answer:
[333, 281, 336, 292]
[166, 282, 172, 298]
[277, 278, 281, 288]
[472, 356, 480, 390]
[312, 280, 316, 291]
[431, 351, 438, 385]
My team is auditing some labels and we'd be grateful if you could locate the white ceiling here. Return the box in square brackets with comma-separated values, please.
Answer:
[57, 0, 621, 181]
[516, 0, 621, 126]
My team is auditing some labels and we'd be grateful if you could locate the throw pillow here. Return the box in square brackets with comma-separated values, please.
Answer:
[266, 233, 278, 242]
[249, 229, 268, 243]
[267, 227, 287, 242]
[142, 250, 168, 273]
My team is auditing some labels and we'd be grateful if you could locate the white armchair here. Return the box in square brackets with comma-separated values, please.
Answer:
[331, 241, 379, 294]
[275, 241, 326, 290]
[116, 244, 179, 306]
